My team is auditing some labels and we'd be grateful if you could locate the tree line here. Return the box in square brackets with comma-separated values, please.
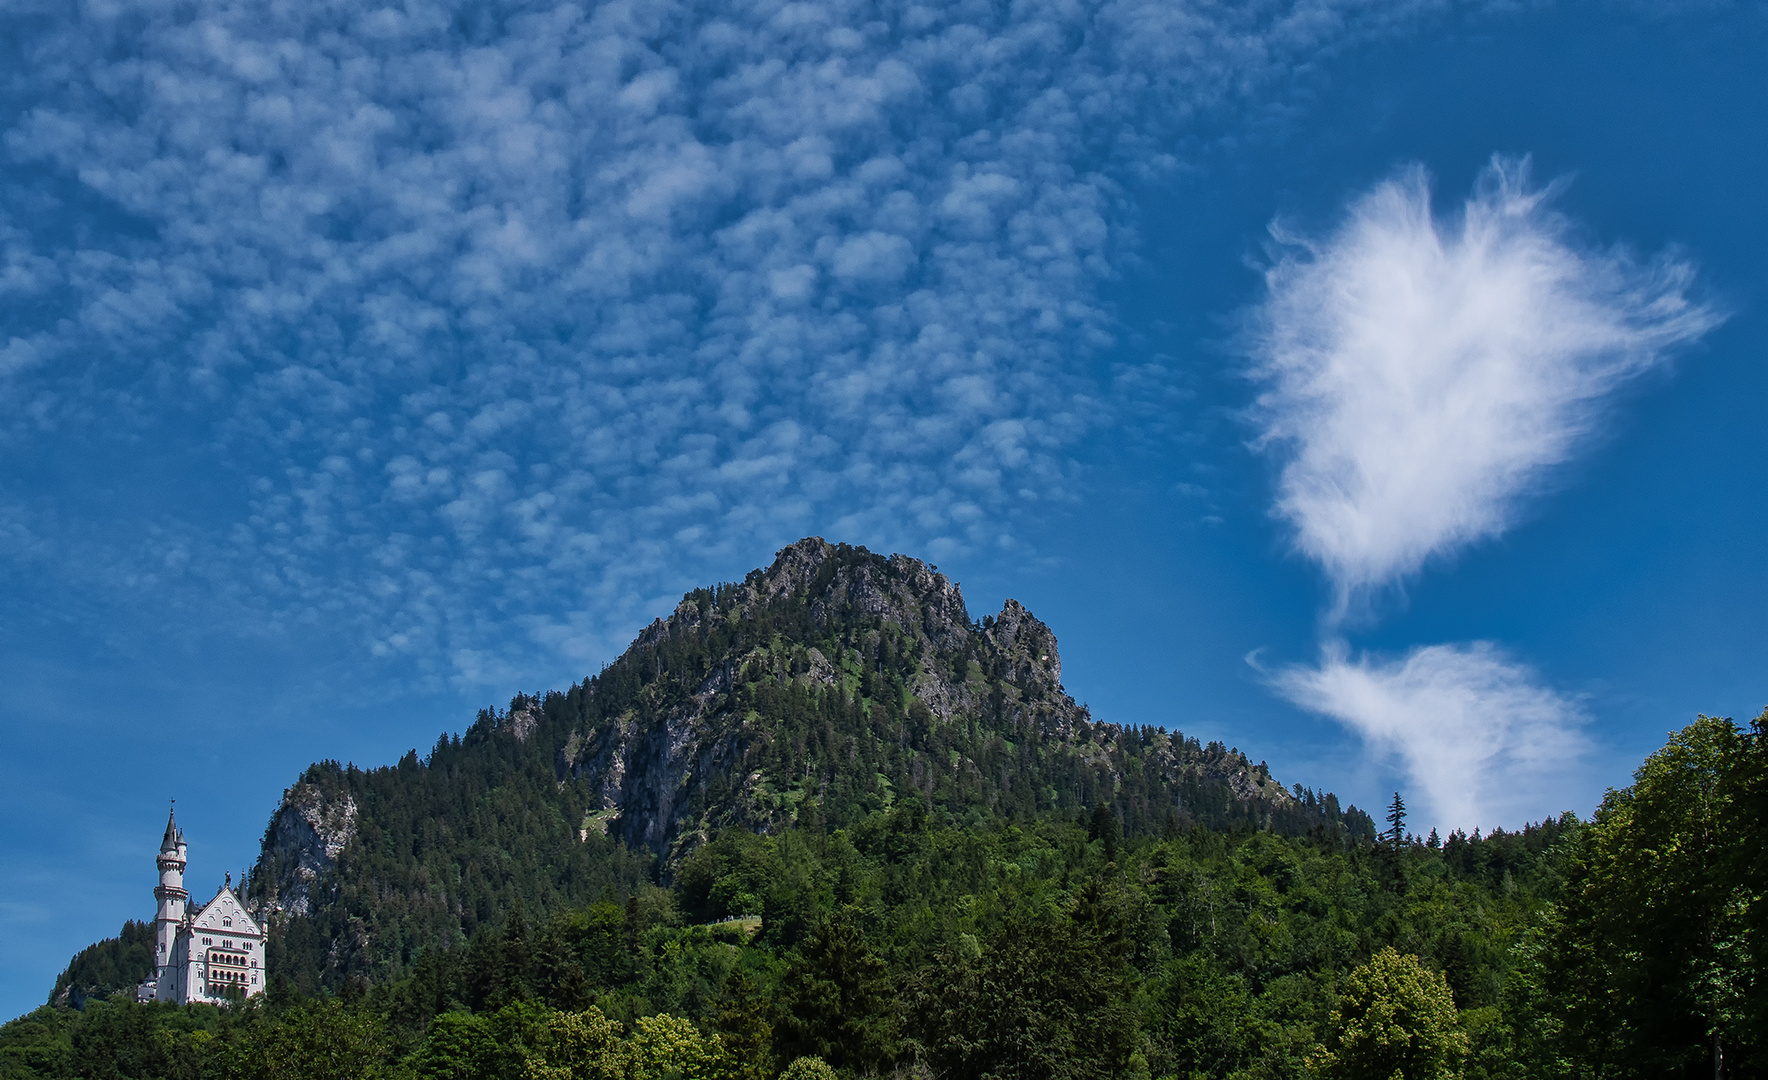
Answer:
[6, 710, 1763, 1079]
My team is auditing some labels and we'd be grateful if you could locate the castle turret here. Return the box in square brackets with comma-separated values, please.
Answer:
[153, 803, 188, 981]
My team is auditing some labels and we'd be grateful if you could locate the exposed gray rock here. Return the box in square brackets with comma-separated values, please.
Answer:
[504, 698, 541, 742]
[251, 769, 358, 918]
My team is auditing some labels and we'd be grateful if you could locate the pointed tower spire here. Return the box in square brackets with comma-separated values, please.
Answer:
[160, 800, 182, 853]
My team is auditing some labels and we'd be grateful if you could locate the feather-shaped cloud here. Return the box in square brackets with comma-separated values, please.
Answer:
[1275, 640, 1591, 830]
[1251, 158, 1721, 828]
[1249, 158, 1720, 612]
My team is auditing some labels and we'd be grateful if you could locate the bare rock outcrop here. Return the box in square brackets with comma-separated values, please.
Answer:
[251, 766, 358, 918]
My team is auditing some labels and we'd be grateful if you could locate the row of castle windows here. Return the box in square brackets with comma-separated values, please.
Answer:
[205, 968, 256, 989]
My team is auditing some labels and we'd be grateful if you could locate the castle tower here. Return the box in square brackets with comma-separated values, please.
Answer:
[153, 803, 188, 981]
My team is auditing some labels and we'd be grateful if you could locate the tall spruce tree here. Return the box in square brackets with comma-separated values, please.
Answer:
[1385, 791, 1407, 852]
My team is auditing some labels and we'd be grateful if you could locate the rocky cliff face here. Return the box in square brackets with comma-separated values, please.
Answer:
[251, 765, 358, 919]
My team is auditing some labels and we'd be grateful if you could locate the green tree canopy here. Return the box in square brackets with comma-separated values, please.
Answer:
[775, 1059, 836, 1080]
[1538, 714, 1761, 1076]
[774, 908, 896, 1073]
[239, 999, 395, 1080]
[1308, 947, 1467, 1080]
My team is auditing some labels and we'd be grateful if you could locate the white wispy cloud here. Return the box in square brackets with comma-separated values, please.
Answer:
[1274, 640, 1591, 831]
[1249, 158, 1721, 828]
[0, 0, 1447, 687]
[1248, 157, 1721, 611]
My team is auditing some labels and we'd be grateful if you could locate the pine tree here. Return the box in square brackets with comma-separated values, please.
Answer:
[712, 970, 774, 1080]
[1088, 801, 1120, 864]
[1385, 792, 1407, 852]
[775, 908, 896, 1072]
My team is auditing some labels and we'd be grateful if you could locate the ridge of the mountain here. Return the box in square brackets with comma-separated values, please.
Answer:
[231, 538, 1366, 989]
[558, 538, 1101, 859]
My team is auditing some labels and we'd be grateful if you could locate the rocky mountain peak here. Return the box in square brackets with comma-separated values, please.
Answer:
[541, 538, 1301, 861]
[649, 537, 973, 654]
[234, 538, 1347, 989]
[542, 539, 1118, 858]
[985, 597, 1062, 691]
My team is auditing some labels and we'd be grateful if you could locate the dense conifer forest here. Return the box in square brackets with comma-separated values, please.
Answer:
[4, 543, 1765, 1078]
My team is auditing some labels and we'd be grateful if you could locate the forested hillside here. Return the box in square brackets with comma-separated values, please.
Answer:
[7, 713, 1765, 1077]
[8, 541, 1765, 1078]
[230, 539, 1364, 993]
[44, 923, 154, 1011]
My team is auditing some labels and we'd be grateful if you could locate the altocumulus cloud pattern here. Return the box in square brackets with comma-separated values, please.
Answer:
[0, 0, 1433, 682]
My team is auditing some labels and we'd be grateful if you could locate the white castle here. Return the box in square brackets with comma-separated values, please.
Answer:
[135, 805, 267, 1004]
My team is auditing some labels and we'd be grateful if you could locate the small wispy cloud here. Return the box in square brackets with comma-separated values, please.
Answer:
[1274, 640, 1590, 831]
[1249, 156, 1721, 613]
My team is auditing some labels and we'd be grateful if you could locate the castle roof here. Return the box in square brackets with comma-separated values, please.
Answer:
[190, 885, 263, 939]
[160, 803, 183, 853]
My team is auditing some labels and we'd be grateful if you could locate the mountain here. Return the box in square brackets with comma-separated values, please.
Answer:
[23, 551, 1761, 1075]
[65, 538, 1371, 998]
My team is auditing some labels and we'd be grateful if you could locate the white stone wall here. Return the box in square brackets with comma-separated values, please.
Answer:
[182, 888, 266, 1002]
[155, 933, 189, 1003]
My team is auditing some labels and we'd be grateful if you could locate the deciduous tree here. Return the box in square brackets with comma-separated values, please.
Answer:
[1307, 947, 1466, 1080]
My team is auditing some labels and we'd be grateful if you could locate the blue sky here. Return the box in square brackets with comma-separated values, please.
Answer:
[2, 0, 1764, 1019]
